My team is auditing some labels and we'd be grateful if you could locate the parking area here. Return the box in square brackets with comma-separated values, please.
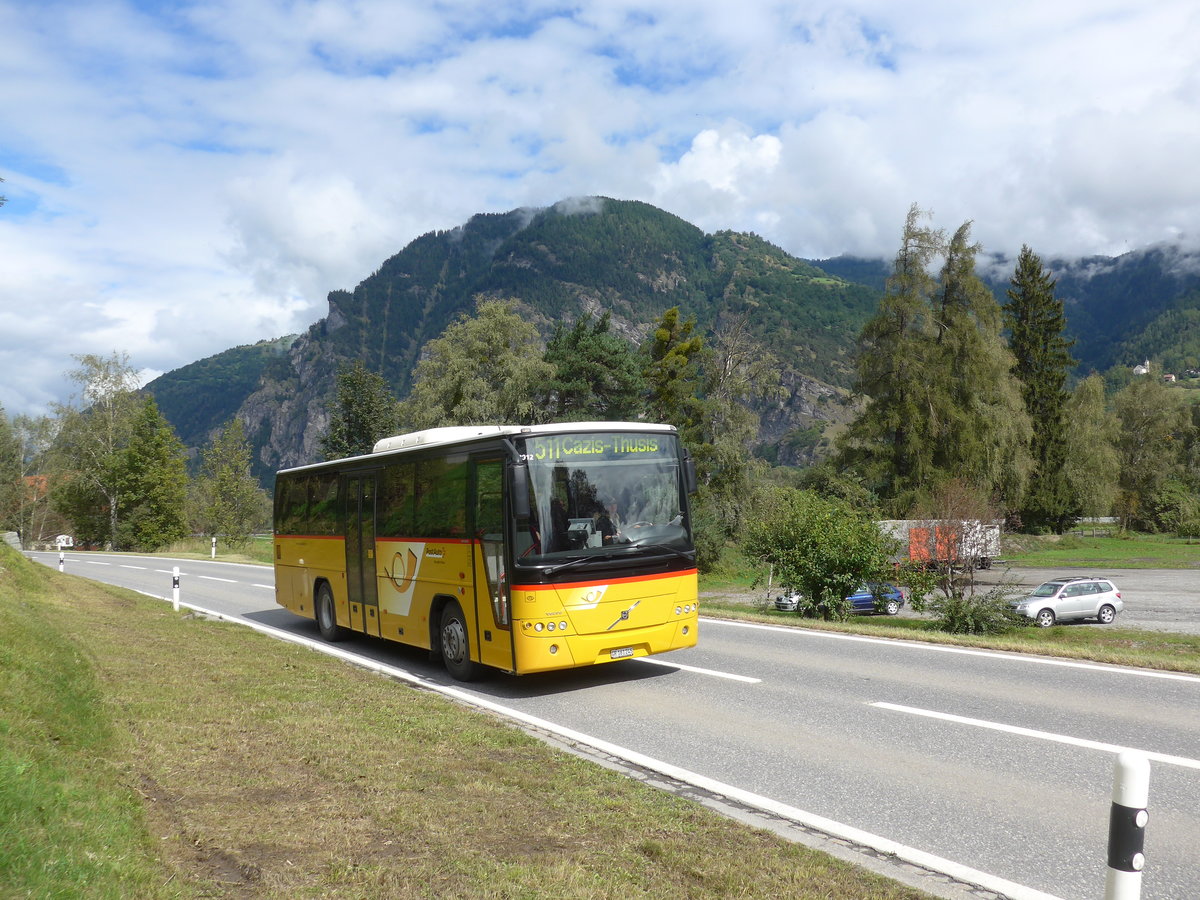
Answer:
[970, 565, 1200, 635]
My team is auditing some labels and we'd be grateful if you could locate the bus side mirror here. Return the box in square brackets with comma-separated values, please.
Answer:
[683, 453, 698, 495]
[511, 462, 531, 519]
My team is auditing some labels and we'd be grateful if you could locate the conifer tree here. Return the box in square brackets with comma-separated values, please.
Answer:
[642, 306, 705, 437]
[543, 312, 646, 421]
[1004, 246, 1077, 531]
[114, 397, 189, 551]
[0, 405, 20, 531]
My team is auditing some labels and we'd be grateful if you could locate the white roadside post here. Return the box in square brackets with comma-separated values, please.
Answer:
[171, 566, 181, 612]
[58, 550, 64, 572]
[1105, 750, 1150, 900]
[211, 536, 216, 559]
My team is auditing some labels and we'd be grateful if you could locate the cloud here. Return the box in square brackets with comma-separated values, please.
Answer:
[1, 0, 1199, 417]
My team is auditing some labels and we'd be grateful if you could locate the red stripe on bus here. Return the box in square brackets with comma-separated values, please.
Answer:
[375, 536, 474, 545]
[513, 569, 698, 592]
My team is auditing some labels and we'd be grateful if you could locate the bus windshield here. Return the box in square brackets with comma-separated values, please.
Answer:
[518, 431, 691, 563]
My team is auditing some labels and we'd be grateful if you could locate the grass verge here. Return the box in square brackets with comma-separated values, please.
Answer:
[0, 546, 931, 899]
[703, 600, 1200, 675]
[1001, 531, 1200, 569]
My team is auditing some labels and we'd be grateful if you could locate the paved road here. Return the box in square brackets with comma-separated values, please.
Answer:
[27, 551, 1200, 900]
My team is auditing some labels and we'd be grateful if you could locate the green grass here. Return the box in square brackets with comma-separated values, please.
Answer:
[1002, 531, 1200, 569]
[0, 553, 180, 898]
[0, 546, 930, 899]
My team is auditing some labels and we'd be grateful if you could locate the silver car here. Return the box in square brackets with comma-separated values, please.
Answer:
[1010, 576, 1123, 627]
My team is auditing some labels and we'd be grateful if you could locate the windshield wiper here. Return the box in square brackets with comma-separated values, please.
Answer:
[542, 548, 636, 577]
[627, 542, 695, 564]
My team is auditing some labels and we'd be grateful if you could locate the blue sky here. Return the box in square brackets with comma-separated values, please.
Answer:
[2, 0, 1198, 418]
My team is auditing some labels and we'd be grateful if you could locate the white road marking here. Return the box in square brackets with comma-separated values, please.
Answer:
[703, 616, 1200, 683]
[252, 584, 274, 590]
[198, 575, 237, 583]
[119, 564, 147, 570]
[873, 702, 1200, 771]
[638, 656, 761, 683]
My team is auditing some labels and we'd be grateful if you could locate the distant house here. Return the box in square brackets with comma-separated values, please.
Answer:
[1132, 360, 1151, 375]
[1164, 373, 1177, 383]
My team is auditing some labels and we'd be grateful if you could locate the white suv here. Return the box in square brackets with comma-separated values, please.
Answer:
[1010, 576, 1123, 627]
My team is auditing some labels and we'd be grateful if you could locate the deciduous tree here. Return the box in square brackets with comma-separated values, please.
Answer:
[52, 352, 142, 548]
[321, 359, 400, 460]
[396, 299, 554, 429]
[1111, 368, 1188, 530]
[744, 488, 921, 621]
[193, 418, 270, 547]
[1062, 374, 1119, 523]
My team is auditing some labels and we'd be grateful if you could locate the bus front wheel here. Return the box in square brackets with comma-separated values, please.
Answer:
[315, 583, 347, 642]
[440, 601, 480, 681]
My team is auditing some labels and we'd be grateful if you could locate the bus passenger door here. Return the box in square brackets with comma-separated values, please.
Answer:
[473, 458, 513, 671]
[345, 473, 381, 637]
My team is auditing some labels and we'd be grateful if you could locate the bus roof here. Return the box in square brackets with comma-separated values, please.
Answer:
[277, 421, 677, 475]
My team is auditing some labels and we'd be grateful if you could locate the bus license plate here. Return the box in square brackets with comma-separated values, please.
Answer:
[610, 647, 634, 659]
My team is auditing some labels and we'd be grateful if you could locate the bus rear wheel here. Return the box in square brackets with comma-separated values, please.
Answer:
[440, 601, 480, 681]
[315, 583, 347, 642]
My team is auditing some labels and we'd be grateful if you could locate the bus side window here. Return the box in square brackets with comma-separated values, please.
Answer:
[277, 475, 309, 535]
[310, 474, 339, 535]
[379, 462, 415, 538]
[473, 460, 503, 539]
[415, 457, 468, 537]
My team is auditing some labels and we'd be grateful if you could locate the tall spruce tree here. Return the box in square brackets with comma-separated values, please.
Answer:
[1004, 245, 1078, 531]
[114, 397, 189, 551]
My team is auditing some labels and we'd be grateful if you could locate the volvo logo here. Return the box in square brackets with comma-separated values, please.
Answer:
[606, 600, 641, 631]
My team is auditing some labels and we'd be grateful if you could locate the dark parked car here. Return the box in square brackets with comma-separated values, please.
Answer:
[775, 583, 908, 615]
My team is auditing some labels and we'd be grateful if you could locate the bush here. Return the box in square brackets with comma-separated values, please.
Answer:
[929, 584, 1021, 635]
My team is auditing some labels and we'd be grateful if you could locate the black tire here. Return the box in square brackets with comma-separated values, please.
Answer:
[1034, 608, 1056, 628]
[1097, 604, 1117, 625]
[315, 582, 347, 642]
[439, 601, 480, 681]
[884, 598, 901, 615]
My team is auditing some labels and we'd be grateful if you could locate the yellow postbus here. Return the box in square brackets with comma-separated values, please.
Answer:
[273, 422, 699, 680]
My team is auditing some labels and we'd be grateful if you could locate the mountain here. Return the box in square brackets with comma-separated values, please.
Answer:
[815, 245, 1200, 375]
[146, 198, 1200, 484]
[147, 198, 880, 480]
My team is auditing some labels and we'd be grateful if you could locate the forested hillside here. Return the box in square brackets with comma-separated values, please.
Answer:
[147, 198, 879, 479]
[145, 197, 1200, 483]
